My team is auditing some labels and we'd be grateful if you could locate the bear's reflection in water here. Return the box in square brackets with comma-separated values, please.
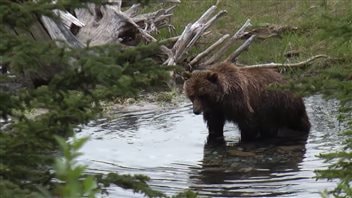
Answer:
[189, 137, 308, 197]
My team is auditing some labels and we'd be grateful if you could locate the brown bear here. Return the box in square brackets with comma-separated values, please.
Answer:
[184, 62, 311, 142]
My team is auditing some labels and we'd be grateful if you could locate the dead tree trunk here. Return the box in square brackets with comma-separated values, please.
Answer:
[42, 1, 178, 47]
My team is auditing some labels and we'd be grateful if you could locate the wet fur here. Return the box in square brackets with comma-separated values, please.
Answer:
[184, 62, 311, 142]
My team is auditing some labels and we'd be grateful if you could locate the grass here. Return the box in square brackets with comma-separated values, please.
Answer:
[138, 0, 352, 106]
[144, 0, 351, 66]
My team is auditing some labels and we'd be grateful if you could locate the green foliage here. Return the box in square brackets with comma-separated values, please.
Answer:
[315, 127, 352, 198]
[0, 180, 44, 198]
[0, 0, 169, 197]
[54, 136, 98, 198]
[171, 190, 198, 198]
[316, 132, 352, 198]
[96, 173, 166, 198]
[156, 90, 178, 103]
[305, 3, 352, 198]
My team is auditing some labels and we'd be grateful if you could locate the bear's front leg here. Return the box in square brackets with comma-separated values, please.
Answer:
[203, 111, 225, 140]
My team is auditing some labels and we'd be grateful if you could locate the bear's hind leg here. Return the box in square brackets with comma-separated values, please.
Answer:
[238, 122, 259, 142]
[260, 127, 278, 139]
[287, 110, 311, 135]
[296, 113, 311, 133]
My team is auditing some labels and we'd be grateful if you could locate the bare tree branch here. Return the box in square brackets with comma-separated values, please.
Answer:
[113, 10, 157, 42]
[172, 6, 218, 62]
[244, 55, 331, 69]
[226, 35, 256, 63]
[186, 10, 227, 50]
[125, 3, 141, 17]
[190, 34, 230, 66]
[163, 5, 227, 66]
[107, 0, 122, 13]
[202, 19, 252, 65]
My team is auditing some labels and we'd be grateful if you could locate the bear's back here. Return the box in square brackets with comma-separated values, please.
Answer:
[209, 62, 285, 90]
[240, 67, 285, 85]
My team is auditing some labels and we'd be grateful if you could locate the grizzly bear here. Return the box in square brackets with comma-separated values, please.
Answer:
[184, 62, 311, 142]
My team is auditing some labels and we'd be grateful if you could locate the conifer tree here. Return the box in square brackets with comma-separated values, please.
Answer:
[0, 0, 169, 196]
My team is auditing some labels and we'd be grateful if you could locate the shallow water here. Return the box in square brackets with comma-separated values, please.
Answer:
[77, 95, 344, 197]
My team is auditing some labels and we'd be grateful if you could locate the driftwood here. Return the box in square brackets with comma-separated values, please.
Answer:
[225, 35, 256, 63]
[199, 19, 252, 67]
[239, 24, 299, 40]
[43, 2, 250, 67]
[161, 5, 227, 66]
[7, 0, 332, 88]
[41, 16, 84, 48]
[39, 1, 179, 46]
[243, 55, 331, 69]
[189, 34, 230, 66]
[37, 2, 280, 70]
[74, 3, 171, 46]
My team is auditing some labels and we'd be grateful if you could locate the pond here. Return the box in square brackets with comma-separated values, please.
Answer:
[76, 95, 344, 197]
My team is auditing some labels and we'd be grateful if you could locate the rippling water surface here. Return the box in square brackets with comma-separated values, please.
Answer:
[77, 95, 344, 197]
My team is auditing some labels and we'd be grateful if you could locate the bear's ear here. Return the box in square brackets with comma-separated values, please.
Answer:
[207, 72, 218, 83]
[183, 71, 192, 80]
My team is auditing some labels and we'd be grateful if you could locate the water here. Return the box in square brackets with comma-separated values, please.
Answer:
[76, 95, 344, 197]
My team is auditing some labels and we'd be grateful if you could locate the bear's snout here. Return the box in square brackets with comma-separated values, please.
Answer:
[193, 109, 201, 115]
[192, 100, 203, 115]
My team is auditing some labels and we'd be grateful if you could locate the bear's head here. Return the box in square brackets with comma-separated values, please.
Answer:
[183, 70, 224, 115]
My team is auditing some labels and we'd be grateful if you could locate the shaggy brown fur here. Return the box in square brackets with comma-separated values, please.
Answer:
[184, 62, 311, 142]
